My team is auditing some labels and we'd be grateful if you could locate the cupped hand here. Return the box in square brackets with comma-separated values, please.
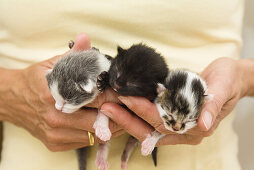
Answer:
[0, 33, 123, 152]
[100, 57, 245, 145]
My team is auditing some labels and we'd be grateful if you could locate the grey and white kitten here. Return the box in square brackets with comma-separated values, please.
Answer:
[46, 43, 112, 170]
[141, 69, 212, 156]
[46, 48, 111, 113]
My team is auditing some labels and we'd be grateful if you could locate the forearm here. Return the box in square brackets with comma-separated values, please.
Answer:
[0, 67, 24, 122]
[238, 59, 254, 97]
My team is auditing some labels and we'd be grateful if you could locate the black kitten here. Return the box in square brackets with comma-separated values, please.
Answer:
[97, 43, 169, 169]
[107, 44, 168, 99]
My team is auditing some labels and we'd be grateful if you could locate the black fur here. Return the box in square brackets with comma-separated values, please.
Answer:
[191, 78, 205, 117]
[76, 148, 88, 170]
[108, 44, 169, 99]
[106, 43, 169, 166]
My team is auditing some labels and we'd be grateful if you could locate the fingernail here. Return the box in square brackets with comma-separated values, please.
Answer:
[202, 111, 213, 130]
[100, 110, 113, 119]
[118, 96, 132, 108]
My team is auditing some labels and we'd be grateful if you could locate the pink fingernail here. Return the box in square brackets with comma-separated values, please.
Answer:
[202, 111, 213, 130]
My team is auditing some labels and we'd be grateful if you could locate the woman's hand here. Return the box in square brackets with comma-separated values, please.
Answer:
[0, 33, 123, 152]
[100, 57, 246, 145]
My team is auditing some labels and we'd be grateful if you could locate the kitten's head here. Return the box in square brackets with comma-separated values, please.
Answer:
[155, 70, 211, 134]
[108, 44, 168, 98]
[46, 51, 99, 113]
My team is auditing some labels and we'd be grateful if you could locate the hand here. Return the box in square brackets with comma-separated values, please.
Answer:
[0, 33, 123, 152]
[100, 57, 245, 145]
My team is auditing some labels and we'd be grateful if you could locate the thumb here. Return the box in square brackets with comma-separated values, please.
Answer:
[71, 33, 91, 51]
[198, 81, 228, 131]
[47, 33, 91, 65]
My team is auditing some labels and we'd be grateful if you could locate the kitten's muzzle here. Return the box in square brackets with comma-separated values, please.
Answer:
[171, 122, 185, 131]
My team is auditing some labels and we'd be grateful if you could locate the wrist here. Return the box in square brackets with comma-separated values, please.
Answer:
[237, 59, 254, 97]
[0, 68, 24, 121]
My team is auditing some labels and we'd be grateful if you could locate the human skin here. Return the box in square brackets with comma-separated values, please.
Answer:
[1, 33, 253, 151]
[100, 57, 254, 145]
[0, 33, 123, 152]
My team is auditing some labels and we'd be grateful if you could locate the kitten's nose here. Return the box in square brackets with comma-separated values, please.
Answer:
[172, 123, 182, 131]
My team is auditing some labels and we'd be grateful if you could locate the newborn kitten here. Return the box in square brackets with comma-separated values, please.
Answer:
[97, 43, 169, 169]
[141, 69, 212, 156]
[106, 44, 168, 99]
[46, 48, 110, 113]
[46, 42, 111, 170]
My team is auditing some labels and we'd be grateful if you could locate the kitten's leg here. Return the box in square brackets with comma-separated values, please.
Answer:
[97, 71, 109, 92]
[95, 142, 110, 170]
[121, 136, 139, 170]
[76, 147, 88, 170]
[141, 131, 165, 156]
[93, 109, 112, 141]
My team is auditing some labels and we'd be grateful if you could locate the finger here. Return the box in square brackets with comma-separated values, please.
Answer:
[71, 33, 91, 51]
[100, 103, 154, 142]
[46, 33, 91, 65]
[45, 142, 89, 152]
[118, 96, 163, 128]
[157, 134, 203, 146]
[42, 108, 122, 134]
[86, 87, 121, 108]
[197, 80, 229, 131]
[41, 127, 90, 144]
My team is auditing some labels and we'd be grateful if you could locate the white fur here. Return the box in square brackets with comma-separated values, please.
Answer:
[141, 131, 165, 156]
[50, 82, 65, 109]
[179, 71, 198, 114]
[97, 53, 111, 73]
[50, 81, 98, 114]
[96, 142, 110, 170]
[93, 110, 112, 141]
[80, 79, 94, 93]
[155, 103, 168, 119]
[155, 70, 209, 134]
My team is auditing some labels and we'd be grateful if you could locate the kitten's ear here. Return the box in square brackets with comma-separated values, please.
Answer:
[117, 46, 126, 55]
[77, 79, 95, 93]
[157, 83, 166, 94]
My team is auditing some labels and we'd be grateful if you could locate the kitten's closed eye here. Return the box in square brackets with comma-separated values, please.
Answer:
[126, 82, 138, 87]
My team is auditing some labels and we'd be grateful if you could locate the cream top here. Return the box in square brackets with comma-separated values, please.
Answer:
[0, 0, 243, 170]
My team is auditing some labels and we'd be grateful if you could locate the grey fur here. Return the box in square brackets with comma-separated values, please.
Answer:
[46, 48, 111, 170]
[46, 49, 106, 105]
[155, 69, 208, 134]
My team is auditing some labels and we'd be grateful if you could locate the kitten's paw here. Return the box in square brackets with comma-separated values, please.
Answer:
[97, 71, 109, 92]
[93, 124, 112, 141]
[121, 161, 127, 170]
[95, 155, 109, 170]
[141, 134, 156, 156]
[68, 40, 74, 49]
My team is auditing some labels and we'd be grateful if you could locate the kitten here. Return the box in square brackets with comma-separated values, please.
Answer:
[106, 44, 168, 99]
[97, 43, 169, 169]
[141, 69, 212, 156]
[46, 42, 112, 170]
[46, 48, 111, 113]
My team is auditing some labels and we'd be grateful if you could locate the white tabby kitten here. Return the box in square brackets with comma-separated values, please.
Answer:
[141, 70, 213, 156]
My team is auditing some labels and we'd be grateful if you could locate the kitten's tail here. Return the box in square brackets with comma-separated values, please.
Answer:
[76, 147, 88, 170]
[152, 147, 158, 167]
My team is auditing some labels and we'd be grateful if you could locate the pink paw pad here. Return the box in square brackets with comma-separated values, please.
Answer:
[121, 161, 127, 170]
[95, 157, 109, 170]
[93, 124, 112, 141]
[141, 134, 156, 156]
